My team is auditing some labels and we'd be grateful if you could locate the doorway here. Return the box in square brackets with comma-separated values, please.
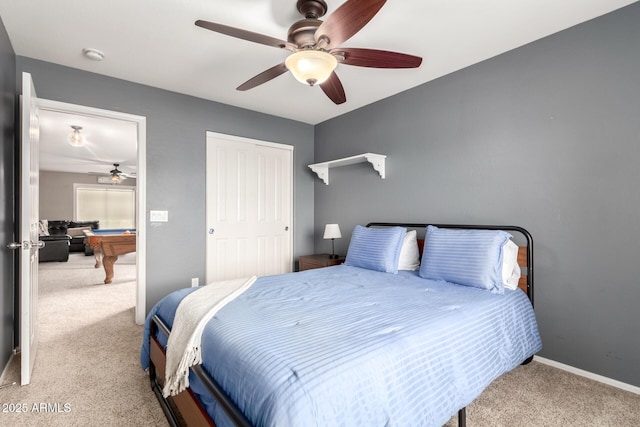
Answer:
[38, 99, 147, 324]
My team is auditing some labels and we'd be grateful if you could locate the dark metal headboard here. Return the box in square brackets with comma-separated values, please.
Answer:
[366, 222, 534, 306]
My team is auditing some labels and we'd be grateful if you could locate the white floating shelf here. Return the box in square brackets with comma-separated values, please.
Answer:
[308, 153, 386, 185]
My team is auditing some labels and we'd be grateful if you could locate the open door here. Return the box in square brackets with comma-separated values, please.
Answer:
[17, 72, 41, 385]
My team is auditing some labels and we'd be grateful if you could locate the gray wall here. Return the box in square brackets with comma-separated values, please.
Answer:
[0, 16, 16, 372]
[16, 58, 315, 311]
[4, 3, 639, 389]
[314, 3, 640, 387]
[39, 170, 136, 220]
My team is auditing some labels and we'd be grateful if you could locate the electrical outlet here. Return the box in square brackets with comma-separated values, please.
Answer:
[191, 277, 199, 287]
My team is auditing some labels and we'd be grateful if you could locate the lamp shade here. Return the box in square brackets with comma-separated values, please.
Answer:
[285, 50, 338, 86]
[323, 224, 342, 240]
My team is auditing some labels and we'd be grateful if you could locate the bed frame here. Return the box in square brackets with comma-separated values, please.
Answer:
[148, 223, 535, 427]
[367, 223, 535, 305]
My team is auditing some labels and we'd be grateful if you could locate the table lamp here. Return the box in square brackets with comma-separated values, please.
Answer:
[323, 224, 342, 259]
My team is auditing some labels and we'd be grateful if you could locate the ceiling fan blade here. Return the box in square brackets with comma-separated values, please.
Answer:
[315, 0, 387, 49]
[320, 72, 346, 105]
[335, 48, 422, 68]
[195, 20, 294, 50]
[237, 63, 289, 91]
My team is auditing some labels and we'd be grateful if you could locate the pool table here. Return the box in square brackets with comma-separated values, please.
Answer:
[83, 228, 136, 284]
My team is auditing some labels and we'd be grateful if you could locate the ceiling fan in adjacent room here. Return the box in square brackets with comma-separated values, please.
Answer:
[108, 163, 127, 183]
[195, 0, 422, 104]
[89, 163, 135, 184]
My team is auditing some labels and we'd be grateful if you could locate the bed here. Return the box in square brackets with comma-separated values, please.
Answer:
[141, 223, 542, 427]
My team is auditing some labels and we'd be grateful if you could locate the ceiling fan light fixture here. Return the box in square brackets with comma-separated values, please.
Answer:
[109, 163, 125, 184]
[285, 50, 337, 86]
[67, 125, 84, 147]
[196, 0, 421, 104]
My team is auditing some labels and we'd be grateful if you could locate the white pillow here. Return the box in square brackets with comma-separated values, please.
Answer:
[397, 230, 420, 271]
[38, 220, 49, 236]
[502, 240, 521, 290]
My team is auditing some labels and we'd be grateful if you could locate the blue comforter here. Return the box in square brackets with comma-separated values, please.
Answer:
[142, 265, 541, 427]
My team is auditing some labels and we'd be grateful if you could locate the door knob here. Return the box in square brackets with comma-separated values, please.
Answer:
[6, 241, 44, 250]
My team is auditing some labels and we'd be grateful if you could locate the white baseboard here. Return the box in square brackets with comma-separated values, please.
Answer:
[534, 356, 640, 395]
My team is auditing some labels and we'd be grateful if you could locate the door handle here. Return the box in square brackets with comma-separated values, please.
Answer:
[6, 241, 45, 250]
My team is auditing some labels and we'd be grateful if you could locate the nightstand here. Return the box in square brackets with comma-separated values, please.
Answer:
[299, 254, 346, 271]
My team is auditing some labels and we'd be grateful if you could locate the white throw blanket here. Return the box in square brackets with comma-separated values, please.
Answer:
[163, 276, 257, 397]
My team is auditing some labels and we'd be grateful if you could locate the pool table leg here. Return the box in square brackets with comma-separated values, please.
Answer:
[103, 255, 118, 284]
[93, 248, 103, 269]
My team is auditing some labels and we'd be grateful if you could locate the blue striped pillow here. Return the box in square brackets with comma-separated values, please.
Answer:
[418, 225, 512, 293]
[344, 225, 407, 273]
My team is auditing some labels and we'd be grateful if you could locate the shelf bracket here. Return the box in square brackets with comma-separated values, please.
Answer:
[308, 164, 330, 185]
[364, 153, 386, 180]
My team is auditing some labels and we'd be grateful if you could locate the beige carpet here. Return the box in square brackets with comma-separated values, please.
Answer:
[443, 361, 640, 426]
[0, 252, 167, 426]
[1, 253, 638, 426]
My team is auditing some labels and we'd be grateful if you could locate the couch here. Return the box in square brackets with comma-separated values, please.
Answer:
[38, 220, 71, 262]
[38, 220, 100, 262]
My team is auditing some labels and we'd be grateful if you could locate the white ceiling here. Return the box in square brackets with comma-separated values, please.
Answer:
[2, 0, 635, 125]
[38, 109, 138, 175]
[1, 0, 636, 173]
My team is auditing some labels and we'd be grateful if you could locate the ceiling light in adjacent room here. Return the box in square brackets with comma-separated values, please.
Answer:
[67, 125, 84, 147]
[285, 50, 337, 86]
[82, 48, 104, 61]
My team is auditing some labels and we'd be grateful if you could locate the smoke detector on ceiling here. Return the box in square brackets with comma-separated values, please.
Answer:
[82, 48, 104, 61]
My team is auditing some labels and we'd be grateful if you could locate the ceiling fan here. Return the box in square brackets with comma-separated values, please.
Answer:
[89, 163, 135, 183]
[109, 163, 127, 183]
[195, 0, 422, 104]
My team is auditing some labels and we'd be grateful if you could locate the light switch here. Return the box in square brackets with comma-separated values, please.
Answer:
[150, 210, 169, 222]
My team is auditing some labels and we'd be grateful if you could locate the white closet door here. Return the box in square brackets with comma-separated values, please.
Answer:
[206, 133, 292, 283]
